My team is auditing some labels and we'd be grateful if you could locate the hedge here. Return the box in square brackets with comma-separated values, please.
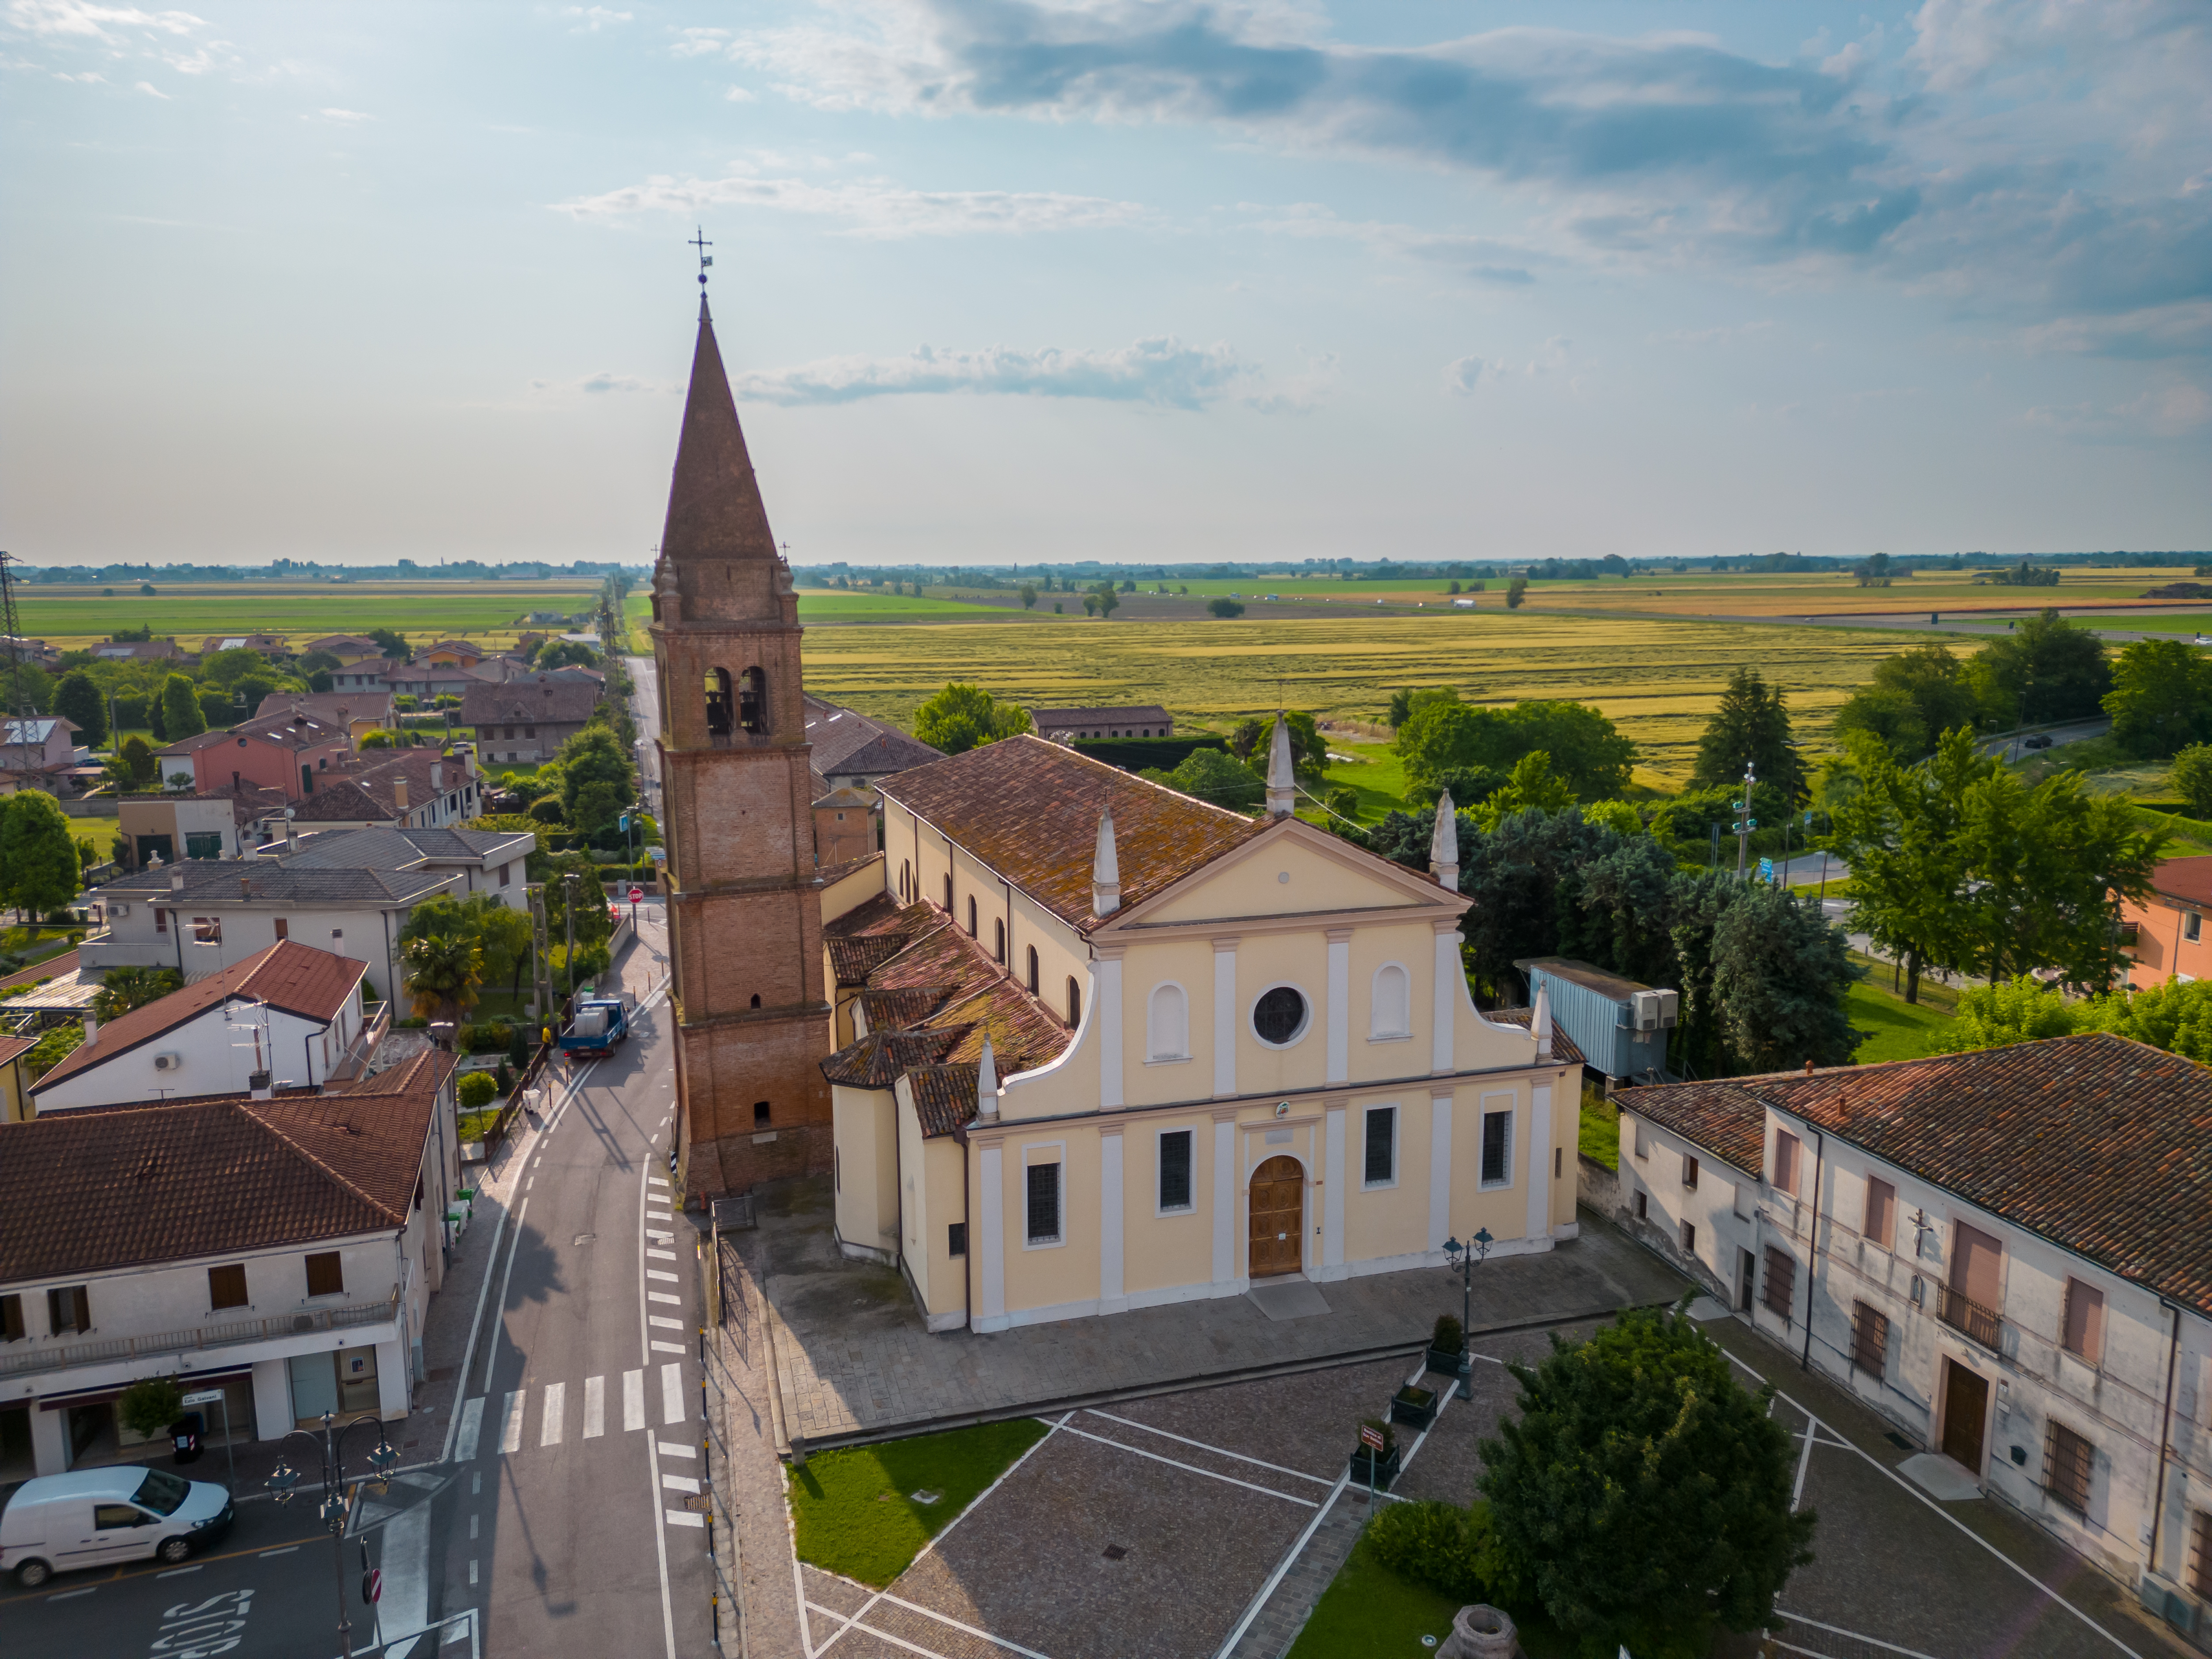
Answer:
[1071, 735, 1226, 772]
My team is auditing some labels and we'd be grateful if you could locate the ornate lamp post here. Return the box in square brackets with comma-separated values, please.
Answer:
[265, 1409, 399, 1659]
[1440, 1227, 1493, 1399]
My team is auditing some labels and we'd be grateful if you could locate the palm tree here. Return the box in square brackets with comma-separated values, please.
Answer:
[404, 931, 484, 1024]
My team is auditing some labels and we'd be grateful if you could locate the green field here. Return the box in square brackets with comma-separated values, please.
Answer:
[17, 580, 607, 649]
[787, 1419, 1048, 1587]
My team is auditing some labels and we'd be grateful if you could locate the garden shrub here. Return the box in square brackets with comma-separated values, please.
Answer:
[1368, 1498, 1503, 1605]
[1432, 1314, 1464, 1354]
[119, 1376, 185, 1439]
[457, 1071, 499, 1110]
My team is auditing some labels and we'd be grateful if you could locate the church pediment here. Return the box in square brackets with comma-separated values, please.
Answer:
[1099, 815, 1463, 933]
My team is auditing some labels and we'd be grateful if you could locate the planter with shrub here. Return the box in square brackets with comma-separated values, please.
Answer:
[1390, 1382, 1440, 1432]
[1427, 1313, 1469, 1380]
[457, 1071, 500, 1112]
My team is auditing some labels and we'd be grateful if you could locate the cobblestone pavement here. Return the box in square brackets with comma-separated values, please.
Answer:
[748, 1189, 1690, 1448]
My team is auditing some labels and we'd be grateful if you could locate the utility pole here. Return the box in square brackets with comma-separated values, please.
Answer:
[1733, 760, 1757, 881]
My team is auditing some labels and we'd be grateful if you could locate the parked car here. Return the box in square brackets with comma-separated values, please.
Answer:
[2024, 734, 2054, 750]
[1, 1467, 234, 1586]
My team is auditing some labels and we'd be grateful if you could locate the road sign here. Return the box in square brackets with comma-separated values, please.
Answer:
[179, 1389, 223, 1407]
[363, 1567, 381, 1605]
[1758, 857, 1774, 882]
[629, 886, 644, 902]
[1359, 1424, 1385, 1452]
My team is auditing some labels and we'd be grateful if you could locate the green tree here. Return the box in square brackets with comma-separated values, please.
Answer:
[1691, 666, 1807, 805]
[92, 966, 183, 1021]
[1505, 577, 1528, 609]
[1945, 977, 2081, 1051]
[1831, 643, 1978, 760]
[403, 929, 484, 1023]
[370, 627, 410, 660]
[540, 855, 614, 951]
[1480, 1302, 1814, 1659]
[1471, 752, 1575, 827]
[2079, 977, 2212, 1062]
[556, 726, 633, 830]
[403, 893, 534, 1002]
[1240, 711, 1327, 787]
[2103, 637, 2212, 757]
[161, 673, 206, 740]
[107, 734, 159, 791]
[1090, 584, 1121, 619]
[117, 1377, 185, 1440]
[1205, 597, 1244, 618]
[1386, 685, 1459, 730]
[1830, 730, 1985, 1002]
[52, 670, 107, 748]
[1141, 748, 1263, 810]
[1396, 699, 1634, 801]
[1678, 879, 1862, 1073]
[201, 647, 270, 688]
[2171, 743, 2212, 818]
[1968, 608, 2111, 728]
[297, 650, 342, 674]
[1018, 584, 1038, 610]
[0, 791, 80, 918]
[911, 684, 1032, 755]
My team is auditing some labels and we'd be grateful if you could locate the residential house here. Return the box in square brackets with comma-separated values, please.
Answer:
[2118, 856, 2212, 990]
[117, 793, 254, 869]
[31, 941, 381, 1112]
[812, 785, 878, 870]
[161, 708, 356, 803]
[460, 677, 599, 767]
[328, 661, 391, 693]
[0, 718, 83, 774]
[89, 639, 185, 664]
[277, 751, 484, 835]
[821, 725, 1583, 1335]
[0, 1034, 37, 1124]
[1029, 705, 1175, 744]
[0, 1050, 459, 1479]
[384, 662, 496, 705]
[199, 634, 289, 661]
[418, 641, 486, 668]
[304, 635, 388, 668]
[1613, 1038, 2212, 1613]
[803, 695, 942, 791]
[254, 691, 395, 745]
[0, 638, 63, 672]
[269, 825, 532, 912]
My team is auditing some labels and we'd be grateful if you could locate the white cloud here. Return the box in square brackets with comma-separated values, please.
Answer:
[730, 338, 1256, 409]
[317, 107, 370, 124]
[131, 77, 165, 96]
[1444, 356, 1486, 394]
[5, 1, 204, 41]
[1239, 204, 1551, 286]
[2025, 380, 2210, 440]
[553, 166, 1146, 238]
[562, 5, 630, 32]
[672, 26, 728, 58]
[724, 85, 755, 102]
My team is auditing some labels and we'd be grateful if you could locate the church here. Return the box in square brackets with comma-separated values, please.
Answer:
[648, 289, 1585, 1329]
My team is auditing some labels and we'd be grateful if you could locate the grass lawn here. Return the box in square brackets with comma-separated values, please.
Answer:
[787, 1417, 1048, 1587]
[1577, 1087, 1619, 1169]
[1846, 980, 1956, 1065]
[1285, 1533, 1578, 1659]
[1321, 741, 1412, 821]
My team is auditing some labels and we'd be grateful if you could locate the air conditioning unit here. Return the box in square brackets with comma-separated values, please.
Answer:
[2138, 1574, 2198, 1636]
[1629, 989, 1679, 1032]
[151, 1052, 183, 1072]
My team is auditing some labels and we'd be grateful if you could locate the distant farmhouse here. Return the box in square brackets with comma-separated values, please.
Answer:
[1028, 704, 1175, 743]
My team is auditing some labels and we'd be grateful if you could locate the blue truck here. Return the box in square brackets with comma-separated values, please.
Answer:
[558, 992, 634, 1061]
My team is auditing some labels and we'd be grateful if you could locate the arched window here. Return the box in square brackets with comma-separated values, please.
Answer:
[705, 668, 733, 737]
[749, 993, 761, 1009]
[1370, 964, 1412, 1040]
[1066, 975, 1082, 1028]
[1026, 945, 1040, 995]
[966, 895, 977, 937]
[738, 666, 767, 733]
[1147, 983, 1189, 1061]
[993, 918, 1006, 963]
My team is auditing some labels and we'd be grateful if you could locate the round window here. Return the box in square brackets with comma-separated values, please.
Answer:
[1252, 985, 1309, 1046]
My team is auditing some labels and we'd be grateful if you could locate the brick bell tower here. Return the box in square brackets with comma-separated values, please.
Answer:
[649, 291, 832, 1205]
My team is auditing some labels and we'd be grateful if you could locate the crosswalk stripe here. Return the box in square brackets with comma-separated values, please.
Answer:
[645, 1230, 674, 1243]
[651, 1340, 685, 1354]
[665, 1510, 704, 1528]
[648, 1316, 684, 1329]
[647, 1211, 673, 1221]
[648, 1291, 682, 1305]
[540, 1381, 565, 1447]
[623, 1369, 645, 1432]
[647, 1249, 677, 1260]
[647, 1270, 679, 1282]
[660, 1472, 699, 1494]
[454, 1397, 484, 1462]
[661, 1362, 684, 1425]
[583, 1375, 605, 1440]
[499, 1390, 525, 1455]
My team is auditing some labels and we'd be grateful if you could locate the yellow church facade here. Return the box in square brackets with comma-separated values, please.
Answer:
[823, 728, 1582, 1334]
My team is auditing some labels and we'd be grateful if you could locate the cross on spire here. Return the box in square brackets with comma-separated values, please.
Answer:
[689, 226, 714, 288]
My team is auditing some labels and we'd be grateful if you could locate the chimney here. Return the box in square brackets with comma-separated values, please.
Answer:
[284, 813, 297, 853]
[976, 1035, 1000, 1122]
[1265, 714, 1297, 818]
[1428, 787, 1459, 890]
[394, 777, 409, 814]
[431, 760, 443, 791]
[1091, 807, 1121, 918]
[1532, 982, 1553, 1061]
[1804, 1058, 1815, 1076]
[248, 1070, 273, 1101]
[238, 876, 251, 899]
[81, 1012, 97, 1048]
[169, 869, 185, 896]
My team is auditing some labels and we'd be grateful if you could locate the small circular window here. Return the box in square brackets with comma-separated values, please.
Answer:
[1252, 985, 1310, 1047]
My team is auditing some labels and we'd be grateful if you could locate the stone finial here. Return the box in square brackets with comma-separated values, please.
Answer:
[977, 1035, 1000, 1121]
[1265, 714, 1296, 818]
[1429, 788, 1459, 890]
[1091, 806, 1121, 917]
[1533, 982, 1553, 1061]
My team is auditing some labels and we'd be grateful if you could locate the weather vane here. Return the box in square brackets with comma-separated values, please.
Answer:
[689, 226, 713, 288]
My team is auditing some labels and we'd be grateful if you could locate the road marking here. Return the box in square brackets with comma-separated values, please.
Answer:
[647, 1269, 679, 1282]
[1771, 1611, 1942, 1659]
[647, 1210, 673, 1221]
[665, 1509, 705, 1528]
[453, 1397, 484, 1461]
[645, 1229, 674, 1243]
[469, 1515, 479, 1539]
[648, 1176, 669, 1188]
[468, 1559, 478, 1586]
[658, 1441, 695, 1459]
[541, 1380, 566, 1446]
[648, 1291, 682, 1305]
[661, 1362, 684, 1424]
[380, 1485, 432, 1644]
[1083, 1410, 1336, 1486]
[155, 1565, 203, 1578]
[498, 1390, 525, 1455]
[46, 1587, 96, 1600]
[471, 1471, 481, 1496]
[1056, 1422, 1317, 1506]
[651, 1340, 685, 1354]
[649, 1316, 683, 1329]
[480, 1195, 531, 1394]
[257, 1546, 299, 1559]
[583, 1374, 605, 1439]
[647, 1248, 677, 1260]
[624, 1368, 646, 1431]
[660, 1472, 699, 1494]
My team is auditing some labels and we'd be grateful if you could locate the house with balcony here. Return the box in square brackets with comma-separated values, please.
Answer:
[30, 941, 383, 1113]
[274, 751, 484, 837]
[269, 824, 532, 911]
[1615, 1037, 2212, 1622]
[0, 717, 83, 774]
[253, 691, 394, 745]
[161, 707, 356, 803]
[0, 1049, 458, 1480]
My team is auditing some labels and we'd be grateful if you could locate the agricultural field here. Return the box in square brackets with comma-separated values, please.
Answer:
[15, 580, 607, 650]
[796, 610, 1927, 786]
[621, 588, 1024, 650]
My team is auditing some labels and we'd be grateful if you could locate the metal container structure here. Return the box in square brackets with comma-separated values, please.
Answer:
[1514, 957, 1678, 1083]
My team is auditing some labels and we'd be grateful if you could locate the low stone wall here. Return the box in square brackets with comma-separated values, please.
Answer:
[1576, 1152, 1620, 1219]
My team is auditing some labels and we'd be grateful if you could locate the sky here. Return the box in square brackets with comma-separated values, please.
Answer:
[2, 0, 2208, 568]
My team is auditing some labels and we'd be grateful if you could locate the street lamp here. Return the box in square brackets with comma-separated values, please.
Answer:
[560, 869, 579, 1003]
[1440, 1228, 1493, 1400]
[265, 1409, 399, 1659]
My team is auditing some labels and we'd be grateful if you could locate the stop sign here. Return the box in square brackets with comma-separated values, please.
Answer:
[629, 886, 644, 902]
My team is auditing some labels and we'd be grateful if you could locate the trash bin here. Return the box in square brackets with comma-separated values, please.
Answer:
[170, 1412, 204, 1465]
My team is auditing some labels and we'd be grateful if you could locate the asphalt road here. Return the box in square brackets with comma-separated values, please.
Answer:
[2, 917, 709, 1659]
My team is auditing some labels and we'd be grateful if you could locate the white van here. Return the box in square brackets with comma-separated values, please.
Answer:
[0, 1467, 234, 1586]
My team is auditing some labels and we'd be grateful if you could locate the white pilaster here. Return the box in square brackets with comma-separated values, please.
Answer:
[1211, 1116, 1236, 1286]
[1097, 952, 1124, 1109]
[251, 1356, 292, 1441]
[1325, 930, 1350, 1085]
[1431, 926, 1457, 1075]
[29, 1399, 68, 1475]
[1213, 940, 1238, 1098]
[1322, 1104, 1346, 1276]
[1100, 1128, 1126, 1312]
[1526, 1083, 1553, 1243]
[976, 1143, 1006, 1329]
[1428, 1091, 1454, 1252]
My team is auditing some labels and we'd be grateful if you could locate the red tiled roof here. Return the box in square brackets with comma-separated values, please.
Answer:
[0, 1052, 452, 1279]
[1613, 1078, 1765, 1177]
[2147, 855, 2212, 908]
[879, 735, 1265, 933]
[0, 949, 76, 993]
[33, 942, 365, 1094]
[823, 892, 924, 941]
[1623, 1034, 2212, 1315]
[910, 1064, 981, 1137]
